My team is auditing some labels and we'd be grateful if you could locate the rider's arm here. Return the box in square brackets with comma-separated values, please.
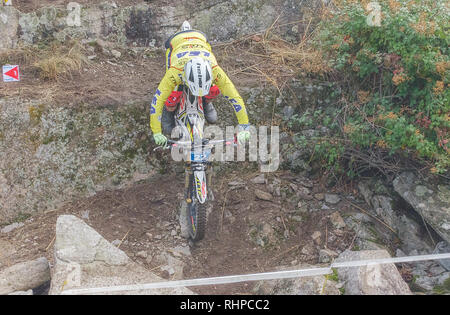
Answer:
[212, 65, 249, 125]
[150, 68, 182, 134]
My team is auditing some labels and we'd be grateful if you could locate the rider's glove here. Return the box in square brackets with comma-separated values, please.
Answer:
[237, 130, 250, 145]
[153, 133, 168, 146]
[237, 124, 251, 145]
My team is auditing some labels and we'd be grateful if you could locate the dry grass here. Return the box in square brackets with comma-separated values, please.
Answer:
[213, 12, 332, 126]
[0, 41, 88, 81]
[33, 41, 88, 80]
[214, 15, 331, 93]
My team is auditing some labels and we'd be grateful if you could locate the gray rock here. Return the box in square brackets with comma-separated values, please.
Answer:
[329, 212, 346, 229]
[296, 186, 311, 198]
[161, 255, 185, 280]
[433, 241, 450, 271]
[136, 251, 148, 259]
[1, 222, 24, 233]
[325, 194, 341, 204]
[110, 49, 121, 59]
[299, 179, 314, 188]
[335, 250, 411, 295]
[170, 246, 191, 257]
[253, 264, 340, 295]
[358, 181, 374, 207]
[0, 257, 50, 295]
[228, 180, 245, 187]
[301, 244, 316, 256]
[319, 248, 338, 263]
[251, 174, 265, 184]
[311, 231, 322, 245]
[414, 276, 436, 291]
[314, 193, 325, 201]
[50, 215, 194, 295]
[0, 6, 19, 49]
[428, 264, 447, 276]
[437, 272, 450, 286]
[249, 223, 278, 248]
[393, 172, 450, 244]
[55, 215, 129, 265]
[297, 202, 309, 213]
[254, 189, 273, 201]
[286, 150, 311, 172]
[359, 177, 433, 254]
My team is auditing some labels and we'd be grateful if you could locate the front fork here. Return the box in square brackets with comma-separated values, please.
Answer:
[184, 164, 191, 203]
[184, 163, 213, 204]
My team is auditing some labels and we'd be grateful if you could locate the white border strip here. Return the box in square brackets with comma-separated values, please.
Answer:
[61, 253, 450, 295]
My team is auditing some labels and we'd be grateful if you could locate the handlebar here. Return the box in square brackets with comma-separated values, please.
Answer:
[153, 137, 237, 152]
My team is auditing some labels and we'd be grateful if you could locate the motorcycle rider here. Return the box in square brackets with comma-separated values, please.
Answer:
[150, 21, 251, 146]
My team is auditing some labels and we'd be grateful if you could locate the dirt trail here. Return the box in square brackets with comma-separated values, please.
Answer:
[1, 165, 360, 295]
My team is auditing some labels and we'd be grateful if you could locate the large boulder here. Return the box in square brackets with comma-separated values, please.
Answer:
[49, 215, 194, 295]
[0, 0, 320, 49]
[253, 264, 341, 295]
[393, 172, 450, 244]
[0, 257, 51, 295]
[358, 179, 433, 254]
[0, 99, 153, 225]
[335, 250, 411, 295]
[0, 6, 19, 50]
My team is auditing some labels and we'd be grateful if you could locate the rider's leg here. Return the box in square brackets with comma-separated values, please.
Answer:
[162, 89, 183, 135]
[162, 107, 176, 135]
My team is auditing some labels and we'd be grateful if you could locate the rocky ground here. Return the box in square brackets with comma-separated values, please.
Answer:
[12, 0, 143, 13]
[1, 168, 362, 294]
[2, 166, 449, 295]
[1, 0, 449, 296]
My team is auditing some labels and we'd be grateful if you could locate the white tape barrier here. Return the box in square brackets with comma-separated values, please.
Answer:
[61, 252, 450, 295]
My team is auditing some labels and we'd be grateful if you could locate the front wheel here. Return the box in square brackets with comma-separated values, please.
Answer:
[186, 172, 207, 242]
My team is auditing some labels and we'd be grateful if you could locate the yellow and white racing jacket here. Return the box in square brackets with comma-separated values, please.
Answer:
[150, 30, 249, 134]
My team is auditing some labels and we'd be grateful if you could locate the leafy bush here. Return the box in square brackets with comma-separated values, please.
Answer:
[304, 0, 449, 175]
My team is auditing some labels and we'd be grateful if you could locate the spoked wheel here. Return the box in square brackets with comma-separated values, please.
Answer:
[186, 180, 207, 242]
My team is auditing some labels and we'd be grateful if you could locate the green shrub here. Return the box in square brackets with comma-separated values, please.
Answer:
[305, 0, 449, 175]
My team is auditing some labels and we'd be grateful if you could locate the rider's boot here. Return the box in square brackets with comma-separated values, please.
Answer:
[203, 100, 218, 124]
[162, 107, 176, 135]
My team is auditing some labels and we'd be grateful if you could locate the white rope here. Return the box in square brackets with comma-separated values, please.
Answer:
[61, 252, 450, 295]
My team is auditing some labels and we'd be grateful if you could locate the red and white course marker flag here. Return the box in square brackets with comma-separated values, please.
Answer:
[2, 65, 20, 82]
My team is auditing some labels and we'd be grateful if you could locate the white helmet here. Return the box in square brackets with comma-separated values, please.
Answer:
[183, 57, 212, 97]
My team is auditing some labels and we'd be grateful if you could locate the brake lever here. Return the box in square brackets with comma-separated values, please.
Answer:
[153, 144, 172, 152]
